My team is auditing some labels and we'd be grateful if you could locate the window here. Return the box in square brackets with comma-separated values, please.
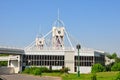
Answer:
[74, 56, 94, 67]
[24, 55, 64, 66]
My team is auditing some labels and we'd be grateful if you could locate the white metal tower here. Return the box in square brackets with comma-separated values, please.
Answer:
[25, 10, 77, 51]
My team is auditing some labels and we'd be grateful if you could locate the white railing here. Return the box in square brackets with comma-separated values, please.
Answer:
[25, 46, 75, 51]
[0, 45, 23, 50]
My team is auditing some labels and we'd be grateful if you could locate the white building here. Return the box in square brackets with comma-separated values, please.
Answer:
[21, 16, 105, 74]
[1, 15, 105, 74]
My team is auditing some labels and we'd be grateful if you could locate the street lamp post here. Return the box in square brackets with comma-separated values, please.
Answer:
[76, 44, 81, 77]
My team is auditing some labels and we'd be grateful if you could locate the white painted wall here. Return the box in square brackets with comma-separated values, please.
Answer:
[65, 51, 75, 73]
[80, 66, 91, 74]
[52, 66, 62, 70]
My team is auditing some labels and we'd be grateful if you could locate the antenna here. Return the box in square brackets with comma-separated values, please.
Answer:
[39, 25, 41, 35]
[53, 9, 65, 27]
[58, 8, 60, 21]
[37, 25, 43, 38]
[57, 8, 60, 27]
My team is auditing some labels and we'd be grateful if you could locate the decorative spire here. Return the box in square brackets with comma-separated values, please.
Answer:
[37, 25, 43, 38]
[57, 8, 60, 27]
[58, 8, 60, 21]
[52, 9, 65, 27]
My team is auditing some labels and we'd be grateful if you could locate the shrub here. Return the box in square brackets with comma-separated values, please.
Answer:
[60, 67, 70, 73]
[33, 68, 42, 75]
[40, 67, 49, 73]
[91, 63, 105, 73]
[52, 70, 60, 73]
[23, 67, 50, 75]
[23, 66, 67, 75]
[115, 72, 120, 80]
[111, 62, 120, 71]
[91, 73, 97, 80]
[23, 67, 42, 75]
[23, 68, 31, 74]
[0, 61, 7, 66]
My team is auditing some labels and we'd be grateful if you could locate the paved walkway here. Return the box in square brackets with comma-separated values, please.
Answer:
[0, 74, 61, 80]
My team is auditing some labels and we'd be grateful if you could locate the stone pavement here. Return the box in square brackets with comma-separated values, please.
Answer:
[0, 74, 61, 80]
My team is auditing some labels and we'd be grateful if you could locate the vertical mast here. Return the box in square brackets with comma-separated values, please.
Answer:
[57, 8, 60, 27]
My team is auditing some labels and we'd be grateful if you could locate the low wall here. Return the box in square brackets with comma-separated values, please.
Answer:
[0, 67, 14, 74]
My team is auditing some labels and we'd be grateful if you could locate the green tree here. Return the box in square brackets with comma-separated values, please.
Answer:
[91, 63, 105, 73]
[106, 52, 117, 59]
[111, 62, 120, 71]
[106, 54, 113, 59]
[115, 57, 120, 63]
[112, 53, 117, 59]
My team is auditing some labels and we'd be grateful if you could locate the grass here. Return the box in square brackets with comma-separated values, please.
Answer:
[42, 71, 119, 80]
[96, 72, 118, 80]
